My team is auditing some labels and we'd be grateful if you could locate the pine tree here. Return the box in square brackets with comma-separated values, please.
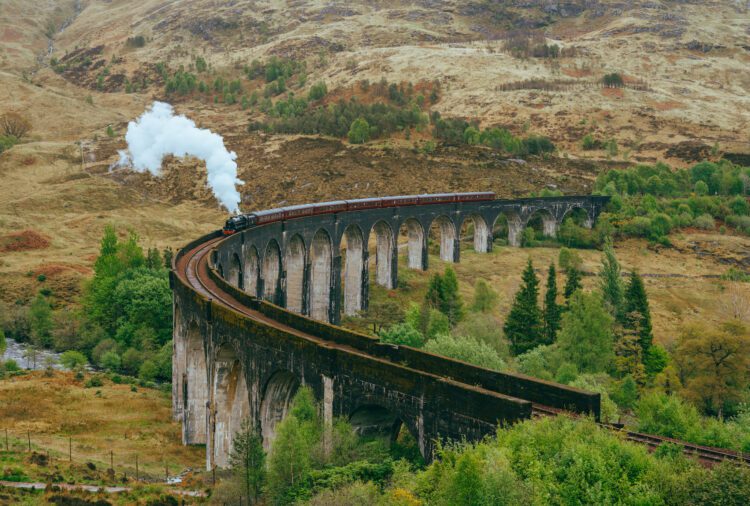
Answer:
[440, 266, 464, 325]
[599, 238, 625, 323]
[230, 418, 266, 504]
[624, 270, 653, 355]
[563, 267, 582, 302]
[424, 272, 444, 309]
[543, 263, 561, 344]
[504, 258, 543, 355]
[424, 267, 464, 326]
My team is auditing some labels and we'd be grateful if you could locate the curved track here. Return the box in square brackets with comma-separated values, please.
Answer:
[532, 405, 750, 467]
[177, 231, 748, 468]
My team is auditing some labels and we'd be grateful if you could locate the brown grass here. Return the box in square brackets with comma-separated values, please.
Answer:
[0, 372, 204, 479]
[0, 230, 50, 252]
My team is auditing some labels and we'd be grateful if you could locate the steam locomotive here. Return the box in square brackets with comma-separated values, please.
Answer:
[222, 192, 496, 235]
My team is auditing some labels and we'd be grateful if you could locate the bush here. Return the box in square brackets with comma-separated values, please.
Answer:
[1, 112, 31, 138]
[347, 117, 370, 144]
[84, 375, 104, 388]
[423, 334, 506, 371]
[581, 134, 600, 150]
[0, 134, 18, 154]
[4, 359, 20, 372]
[60, 350, 87, 370]
[693, 213, 715, 230]
[602, 72, 624, 87]
[100, 350, 121, 372]
[308, 82, 327, 101]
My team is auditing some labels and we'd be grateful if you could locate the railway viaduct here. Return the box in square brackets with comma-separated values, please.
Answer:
[172, 195, 608, 470]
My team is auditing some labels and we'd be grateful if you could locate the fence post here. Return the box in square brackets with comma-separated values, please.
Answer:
[136, 455, 139, 482]
[4, 428, 7, 451]
[27, 431, 30, 452]
[69, 437, 72, 462]
[110, 450, 114, 471]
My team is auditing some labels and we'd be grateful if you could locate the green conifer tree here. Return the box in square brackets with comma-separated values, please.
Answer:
[599, 238, 625, 323]
[504, 259, 543, 355]
[543, 263, 561, 344]
[624, 270, 654, 355]
[563, 267, 582, 302]
[439, 266, 464, 325]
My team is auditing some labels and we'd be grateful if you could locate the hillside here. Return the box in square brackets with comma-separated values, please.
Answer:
[1, 0, 749, 303]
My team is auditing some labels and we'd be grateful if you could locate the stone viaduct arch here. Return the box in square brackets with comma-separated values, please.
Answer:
[174, 195, 607, 469]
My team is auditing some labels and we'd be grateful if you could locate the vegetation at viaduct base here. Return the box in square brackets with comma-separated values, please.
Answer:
[211, 384, 750, 505]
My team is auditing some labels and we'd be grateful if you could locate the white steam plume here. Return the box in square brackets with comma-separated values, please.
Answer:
[117, 101, 243, 213]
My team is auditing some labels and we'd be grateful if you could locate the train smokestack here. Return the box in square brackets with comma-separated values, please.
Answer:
[116, 101, 243, 213]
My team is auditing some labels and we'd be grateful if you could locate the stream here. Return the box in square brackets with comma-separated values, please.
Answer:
[1, 338, 66, 370]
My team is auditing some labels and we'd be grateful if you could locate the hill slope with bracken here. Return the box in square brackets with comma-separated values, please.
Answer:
[0, 0, 749, 303]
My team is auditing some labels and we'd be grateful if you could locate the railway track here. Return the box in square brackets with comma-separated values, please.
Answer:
[532, 405, 750, 466]
[178, 233, 748, 468]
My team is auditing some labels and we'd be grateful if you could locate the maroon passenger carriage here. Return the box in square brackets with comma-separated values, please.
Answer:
[222, 192, 496, 235]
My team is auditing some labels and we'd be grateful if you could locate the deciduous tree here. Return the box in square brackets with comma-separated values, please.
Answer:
[674, 322, 750, 417]
[230, 418, 266, 504]
[557, 291, 614, 374]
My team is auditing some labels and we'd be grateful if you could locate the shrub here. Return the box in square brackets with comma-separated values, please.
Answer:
[84, 375, 104, 388]
[308, 82, 327, 101]
[126, 35, 146, 48]
[694, 180, 709, 195]
[0, 134, 18, 154]
[693, 213, 715, 230]
[4, 359, 20, 372]
[60, 350, 87, 370]
[602, 72, 624, 87]
[0, 112, 31, 138]
[100, 350, 121, 372]
[347, 117, 370, 144]
[581, 134, 600, 150]
[423, 334, 506, 371]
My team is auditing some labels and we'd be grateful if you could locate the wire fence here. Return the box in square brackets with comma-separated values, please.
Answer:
[1, 428, 203, 486]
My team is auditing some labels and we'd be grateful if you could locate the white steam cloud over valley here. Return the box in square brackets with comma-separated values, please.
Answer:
[116, 101, 243, 213]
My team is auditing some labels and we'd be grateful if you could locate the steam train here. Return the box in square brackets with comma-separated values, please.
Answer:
[222, 192, 496, 235]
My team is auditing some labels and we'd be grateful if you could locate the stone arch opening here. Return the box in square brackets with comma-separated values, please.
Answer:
[262, 240, 282, 304]
[397, 219, 425, 270]
[212, 345, 250, 468]
[349, 404, 423, 462]
[227, 252, 243, 289]
[459, 214, 489, 253]
[369, 221, 394, 289]
[260, 370, 301, 450]
[310, 229, 332, 322]
[428, 215, 457, 262]
[285, 235, 306, 314]
[184, 321, 208, 444]
[525, 208, 557, 242]
[244, 245, 260, 297]
[349, 404, 402, 440]
[493, 211, 522, 247]
[341, 225, 365, 316]
[562, 206, 592, 228]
